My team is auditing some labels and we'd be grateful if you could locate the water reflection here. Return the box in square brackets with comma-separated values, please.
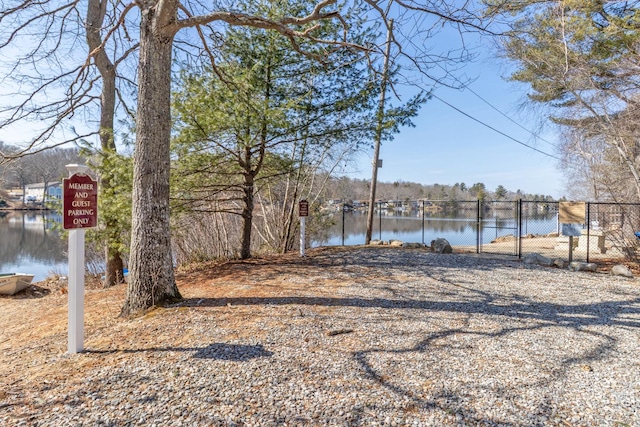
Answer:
[0, 212, 67, 281]
[316, 210, 558, 247]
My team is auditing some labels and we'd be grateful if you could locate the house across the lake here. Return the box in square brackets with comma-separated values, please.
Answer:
[24, 182, 62, 202]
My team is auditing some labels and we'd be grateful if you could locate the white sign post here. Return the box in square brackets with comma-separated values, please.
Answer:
[64, 164, 98, 354]
[300, 217, 306, 257]
[299, 200, 309, 257]
[68, 219, 85, 354]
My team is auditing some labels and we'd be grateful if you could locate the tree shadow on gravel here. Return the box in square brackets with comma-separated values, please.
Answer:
[178, 295, 640, 329]
[193, 343, 273, 360]
[176, 292, 640, 424]
[86, 343, 273, 361]
[175, 246, 526, 284]
[177, 246, 634, 290]
[351, 323, 619, 423]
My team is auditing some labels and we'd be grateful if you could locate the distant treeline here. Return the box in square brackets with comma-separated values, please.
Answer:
[322, 176, 558, 203]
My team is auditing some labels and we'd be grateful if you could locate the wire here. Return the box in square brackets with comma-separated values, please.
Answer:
[430, 60, 557, 147]
[431, 93, 563, 161]
[463, 85, 557, 147]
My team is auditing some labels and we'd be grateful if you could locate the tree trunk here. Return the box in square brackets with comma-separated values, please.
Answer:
[86, 0, 125, 288]
[239, 55, 271, 259]
[100, 73, 125, 287]
[240, 172, 254, 259]
[121, 9, 181, 316]
[104, 214, 125, 287]
[611, 137, 640, 201]
[105, 245, 125, 283]
[42, 180, 48, 205]
[100, 69, 125, 287]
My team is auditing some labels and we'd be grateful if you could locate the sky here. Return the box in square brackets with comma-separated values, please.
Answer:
[345, 36, 566, 199]
[0, 11, 567, 200]
[1, 52, 567, 199]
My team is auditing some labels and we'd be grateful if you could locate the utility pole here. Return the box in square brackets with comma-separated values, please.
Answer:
[365, 18, 393, 244]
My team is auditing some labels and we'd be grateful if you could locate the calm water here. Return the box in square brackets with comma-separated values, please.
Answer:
[315, 210, 559, 247]
[0, 212, 67, 281]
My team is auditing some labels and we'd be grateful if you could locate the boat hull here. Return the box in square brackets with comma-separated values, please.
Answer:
[0, 273, 35, 295]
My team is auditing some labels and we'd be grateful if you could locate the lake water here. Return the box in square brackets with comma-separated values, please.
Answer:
[0, 212, 67, 282]
[314, 210, 559, 247]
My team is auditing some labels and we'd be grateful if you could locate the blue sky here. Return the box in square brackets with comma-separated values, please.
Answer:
[347, 33, 566, 199]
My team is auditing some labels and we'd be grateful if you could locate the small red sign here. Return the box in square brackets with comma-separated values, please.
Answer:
[299, 200, 309, 217]
[63, 174, 98, 230]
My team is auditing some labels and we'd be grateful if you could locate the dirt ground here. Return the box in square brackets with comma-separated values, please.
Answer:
[0, 247, 368, 387]
[1, 245, 638, 397]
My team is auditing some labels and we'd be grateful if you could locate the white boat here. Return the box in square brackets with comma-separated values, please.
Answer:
[0, 273, 35, 295]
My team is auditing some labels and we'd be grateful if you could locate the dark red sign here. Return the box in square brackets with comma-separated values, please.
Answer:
[63, 174, 98, 230]
[299, 200, 309, 217]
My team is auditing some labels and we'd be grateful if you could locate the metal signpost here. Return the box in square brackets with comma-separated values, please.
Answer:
[63, 165, 98, 354]
[299, 200, 309, 257]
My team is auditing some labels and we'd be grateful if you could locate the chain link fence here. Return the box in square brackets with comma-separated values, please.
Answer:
[322, 200, 640, 262]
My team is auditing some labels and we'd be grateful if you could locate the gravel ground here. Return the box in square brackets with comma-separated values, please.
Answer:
[1, 247, 639, 426]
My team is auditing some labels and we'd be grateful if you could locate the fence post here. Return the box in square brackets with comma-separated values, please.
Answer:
[476, 200, 481, 254]
[517, 199, 523, 259]
[421, 200, 425, 245]
[586, 202, 590, 263]
[342, 203, 345, 246]
[379, 201, 382, 241]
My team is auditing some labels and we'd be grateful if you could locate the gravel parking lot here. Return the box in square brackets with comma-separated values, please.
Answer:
[1, 246, 639, 426]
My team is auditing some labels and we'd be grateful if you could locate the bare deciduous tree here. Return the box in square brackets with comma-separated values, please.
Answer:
[86, 0, 138, 287]
[0, 0, 138, 288]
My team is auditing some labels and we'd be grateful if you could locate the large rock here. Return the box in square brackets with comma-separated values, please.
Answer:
[611, 264, 633, 278]
[492, 234, 515, 243]
[368, 240, 385, 246]
[523, 253, 553, 267]
[568, 262, 598, 272]
[402, 242, 423, 249]
[430, 238, 452, 254]
[553, 258, 568, 268]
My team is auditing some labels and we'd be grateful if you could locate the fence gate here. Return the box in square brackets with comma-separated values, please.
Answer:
[479, 200, 520, 256]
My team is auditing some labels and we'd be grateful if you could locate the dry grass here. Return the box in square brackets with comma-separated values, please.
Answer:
[0, 247, 355, 388]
